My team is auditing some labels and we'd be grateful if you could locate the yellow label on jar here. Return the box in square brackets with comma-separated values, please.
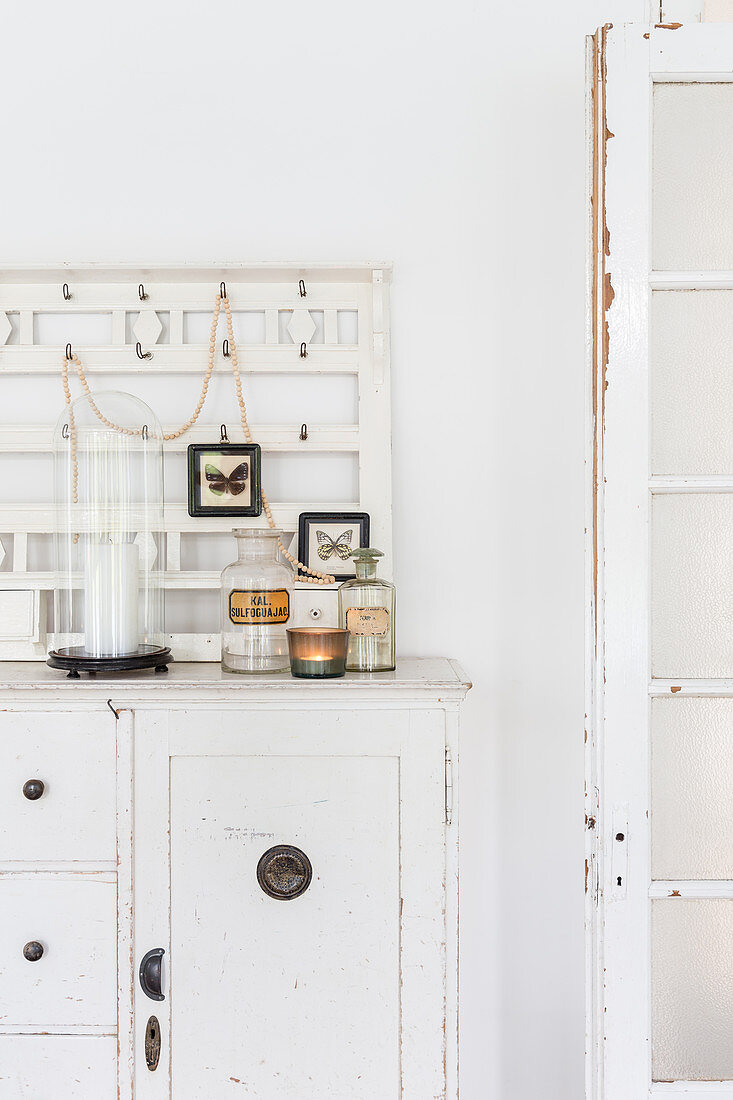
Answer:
[345, 606, 390, 637]
[229, 589, 290, 625]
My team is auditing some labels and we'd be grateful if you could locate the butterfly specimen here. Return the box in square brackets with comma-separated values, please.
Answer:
[316, 529, 354, 562]
[205, 462, 249, 497]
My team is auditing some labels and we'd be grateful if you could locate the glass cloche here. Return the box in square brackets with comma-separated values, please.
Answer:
[48, 391, 169, 676]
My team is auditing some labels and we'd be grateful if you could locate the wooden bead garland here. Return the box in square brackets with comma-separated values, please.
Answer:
[61, 291, 335, 584]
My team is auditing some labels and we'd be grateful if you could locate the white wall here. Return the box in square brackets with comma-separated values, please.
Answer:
[1, 1, 645, 1095]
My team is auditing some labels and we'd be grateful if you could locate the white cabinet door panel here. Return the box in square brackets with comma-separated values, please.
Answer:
[171, 755, 400, 1098]
[0, 877, 117, 1027]
[0, 712, 116, 864]
[133, 707, 447, 1100]
[0, 1036, 117, 1100]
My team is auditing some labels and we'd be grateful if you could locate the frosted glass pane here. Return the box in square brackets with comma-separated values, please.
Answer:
[651, 291, 733, 475]
[652, 900, 733, 1081]
[653, 84, 733, 269]
[652, 698, 733, 879]
[651, 495, 733, 678]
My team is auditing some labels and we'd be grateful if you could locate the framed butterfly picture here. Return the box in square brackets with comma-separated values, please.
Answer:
[297, 512, 370, 581]
[187, 443, 262, 517]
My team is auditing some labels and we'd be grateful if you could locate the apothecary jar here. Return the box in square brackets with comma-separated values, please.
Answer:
[48, 391, 169, 676]
[221, 528, 294, 674]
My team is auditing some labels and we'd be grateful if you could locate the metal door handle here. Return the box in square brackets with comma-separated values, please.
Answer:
[139, 948, 165, 1001]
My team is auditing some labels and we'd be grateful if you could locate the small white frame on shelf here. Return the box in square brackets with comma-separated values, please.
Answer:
[0, 263, 392, 660]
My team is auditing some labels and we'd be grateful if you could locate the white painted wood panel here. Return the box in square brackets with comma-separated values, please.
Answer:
[170, 754, 400, 1098]
[0, 713, 116, 864]
[0, 875, 117, 1027]
[0, 1035, 117, 1100]
[133, 699, 450, 1099]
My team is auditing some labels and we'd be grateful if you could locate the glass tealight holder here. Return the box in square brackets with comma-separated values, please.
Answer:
[286, 628, 349, 679]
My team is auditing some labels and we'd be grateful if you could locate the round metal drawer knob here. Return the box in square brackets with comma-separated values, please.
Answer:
[22, 779, 45, 801]
[257, 845, 312, 901]
[23, 941, 44, 962]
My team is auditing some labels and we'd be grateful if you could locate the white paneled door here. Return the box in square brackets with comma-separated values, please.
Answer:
[133, 707, 448, 1099]
[588, 23, 733, 1100]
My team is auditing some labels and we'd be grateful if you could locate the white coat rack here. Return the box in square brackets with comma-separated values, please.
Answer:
[0, 263, 392, 660]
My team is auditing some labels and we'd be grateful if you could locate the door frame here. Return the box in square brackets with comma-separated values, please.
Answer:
[586, 22, 733, 1100]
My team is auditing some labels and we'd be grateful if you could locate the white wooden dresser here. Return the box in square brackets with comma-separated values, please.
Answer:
[0, 659, 469, 1099]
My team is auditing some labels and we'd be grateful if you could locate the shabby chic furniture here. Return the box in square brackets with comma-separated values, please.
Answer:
[0, 659, 469, 1098]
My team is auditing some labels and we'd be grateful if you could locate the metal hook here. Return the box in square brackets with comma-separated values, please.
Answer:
[62, 283, 71, 301]
[299, 423, 308, 441]
[298, 279, 306, 298]
[138, 283, 148, 302]
[136, 342, 153, 361]
[141, 424, 149, 440]
[222, 338, 230, 358]
[300, 342, 308, 359]
[106, 699, 120, 720]
[220, 424, 229, 443]
[220, 281, 227, 299]
[65, 343, 72, 361]
[62, 423, 70, 439]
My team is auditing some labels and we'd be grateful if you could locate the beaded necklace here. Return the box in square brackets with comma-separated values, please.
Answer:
[61, 290, 335, 585]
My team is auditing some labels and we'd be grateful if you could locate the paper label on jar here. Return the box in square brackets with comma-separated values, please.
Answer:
[345, 606, 390, 636]
[229, 589, 290, 625]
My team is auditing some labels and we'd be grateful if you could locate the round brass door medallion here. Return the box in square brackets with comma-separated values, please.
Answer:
[257, 845, 312, 901]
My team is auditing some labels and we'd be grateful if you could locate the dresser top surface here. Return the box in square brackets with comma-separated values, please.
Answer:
[0, 657, 471, 703]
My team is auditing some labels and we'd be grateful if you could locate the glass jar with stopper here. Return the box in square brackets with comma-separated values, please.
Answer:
[337, 548, 395, 672]
[221, 528, 294, 673]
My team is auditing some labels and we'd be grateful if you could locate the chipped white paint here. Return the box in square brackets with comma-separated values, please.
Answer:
[132, 309, 163, 347]
[0, 659, 468, 1097]
[0, 873, 117, 1027]
[0, 1035, 118, 1099]
[0, 712, 117, 863]
[587, 24, 733, 1100]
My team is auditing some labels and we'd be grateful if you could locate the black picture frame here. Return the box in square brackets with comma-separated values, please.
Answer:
[297, 512, 370, 580]
[187, 443, 262, 518]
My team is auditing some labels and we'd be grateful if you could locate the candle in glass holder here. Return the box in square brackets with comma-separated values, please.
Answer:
[84, 537, 140, 656]
[286, 628, 349, 679]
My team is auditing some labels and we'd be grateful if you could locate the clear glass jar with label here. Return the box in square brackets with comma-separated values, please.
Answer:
[338, 548, 395, 672]
[221, 528, 294, 673]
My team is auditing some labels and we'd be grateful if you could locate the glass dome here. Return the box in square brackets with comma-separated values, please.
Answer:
[48, 390, 169, 676]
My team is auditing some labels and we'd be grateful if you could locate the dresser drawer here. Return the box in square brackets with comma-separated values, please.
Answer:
[0, 712, 116, 863]
[0, 1036, 117, 1099]
[0, 876, 117, 1027]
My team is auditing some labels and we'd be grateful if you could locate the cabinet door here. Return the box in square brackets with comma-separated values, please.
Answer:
[133, 708, 447, 1099]
[0, 712, 116, 864]
[0, 876, 117, 1028]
